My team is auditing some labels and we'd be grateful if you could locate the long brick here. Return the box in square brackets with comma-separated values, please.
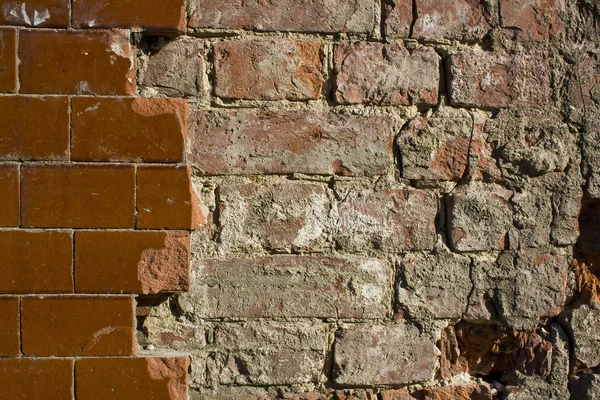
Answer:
[21, 165, 135, 228]
[0, 359, 74, 400]
[76, 357, 188, 400]
[334, 42, 440, 106]
[72, 98, 188, 163]
[0, 230, 72, 293]
[447, 51, 551, 108]
[73, 0, 185, 31]
[0, 28, 16, 92]
[75, 231, 190, 294]
[499, 0, 565, 41]
[0, 297, 19, 356]
[189, 0, 376, 33]
[214, 39, 323, 101]
[19, 30, 135, 95]
[136, 166, 205, 229]
[0, 165, 18, 226]
[191, 110, 394, 176]
[22, 296, 135, 356]
[192, 256, 392, 318]
[0, 97, 69, 160]
[0, 0, 70, 27]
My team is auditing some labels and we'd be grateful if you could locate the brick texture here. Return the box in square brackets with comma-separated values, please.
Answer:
[0, 359, 74, 399]
[0, 28, 16, 92]
[0, 0, 70, 27]
[0, 165, 19, 226]
[0, 297, 19, 356]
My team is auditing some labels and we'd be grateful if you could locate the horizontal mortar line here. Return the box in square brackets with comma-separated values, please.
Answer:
[8, 161, 190, 167]
[0, 354, 189, 360]
[0, 294, 136, 298]
[0, 93, 139, 98]
[0, 227, 193, 232]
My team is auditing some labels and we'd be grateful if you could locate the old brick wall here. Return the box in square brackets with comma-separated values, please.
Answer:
[1, 0, 600, 399]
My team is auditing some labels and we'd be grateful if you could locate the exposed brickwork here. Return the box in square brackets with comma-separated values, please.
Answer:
[0, 28, 16, 92]
[0, 165, 19, 226]
[0, 297, 19, 356]
[0, 0, 70, 27]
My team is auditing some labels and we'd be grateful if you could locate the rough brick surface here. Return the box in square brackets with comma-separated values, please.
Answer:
[0, 0, 70, 27]
[72, 98, 188, 163]
[334, 43, 440, 106]
[0, 165, 19, 226]
[72, 0, 186, 31]
[0, 297, 19, 356]
[76, 357, 188, 400]
[0, 28, 16, 92]
[0, 359, 74, 400]
[499, 0, 565, 41]
[214, 40, 323, 101]
[0, 96, 69, 160]
[22, 296, 135, 356]
[75, 231, 190, 294]
[191, 110, 394, 176]
[21, 165, 135, 228]
[0, 230, 72, 293]
[189, 0, 375, 33]
[19, 30, 135, 95]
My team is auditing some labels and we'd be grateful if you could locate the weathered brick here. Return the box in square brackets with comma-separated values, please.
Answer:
[189, 0, 376, 33]
[397, 248, 471, 320]
[0, 28, 16, 92]
[0, 230, 72, 293]
[0, 297, 19, 356]
[75, 231, 190, 294]
[0, 0, 70, 27]
[568, 52, 600, 111]
[447, 182, 513, 252]
[421, 384, 493, 399]
[382, 0, 413, 38]
[218, 183, 330, 252]
[73, 0, 185, 31]
[0, 164, 18, 226]
[380, 389, 413, 400]
[397, 107, 473, 181]
[72, 98, 187, 163]
[21, 165, 135, 228]
[0, 96, 69, 160]
[447, 51, 551, 108]
[137, 166, 205, 230]
[0, 359, 73, 400]
[142, 38, 206, 97]
[191, 110, 394, 176]
[188, 256, 392, 318]
[560, 305, 600, 371]
[500, 0, 565, 41]
[22, 296, 135, 356]
[333, 324, 437, 385]
[76, 357, 188, 400]
[214, 40, 323, 101]
[20, 30, 135, 95]
[334, 42, 440, 106]
[335, 189, 438, 252]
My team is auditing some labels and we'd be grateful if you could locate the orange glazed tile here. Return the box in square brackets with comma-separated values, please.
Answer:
[0, 297, 19, 356]
[21, 164, 135, 228]
[0, 358, 74, 399]
[71, 97, 188, 163]
[0, 165, 19, 226]
[22, 296, 135, 357]
[75, 231, 190, 294]
[0, 97, 69, 160]
[137, 165, 206, 230]
[0, 28, 17, 92]
[73, 0, 186, 31]
[0, 230, 72, 293]
[0, 0, 70, 28]
[76, 357, 189, 400]
[19, 30, 135, 95]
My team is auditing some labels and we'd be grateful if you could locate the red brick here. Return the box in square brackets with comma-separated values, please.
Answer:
[75, 231, 190, 294]
[0, 297, 19, 356]
[137, 166, 206, 230]
[0, 359, 74, 400]
[383, 0, 413, 37]
[214, 40, 323, 101]
[422, 384, 493, 400]
[76, 357, 188, 400]
[72, 98, 188, 163]
[0, 0, 70, 27]
[189, 0, 376, 33]
[334, 42, 440, 106]
[0, 164, 18, 226]
[0, 28, 16, 92]
[19, 30, 135, 95]
[500, 0, 565, 41]
[21, 165, 135, 228]
[22, 296, 135, 356]
[0, 97, 69, 160]
[73, 0, 185, 31]
[191, 110, 394, 176]
[0, 230, 72, 293]
[447, 51, 551, 108]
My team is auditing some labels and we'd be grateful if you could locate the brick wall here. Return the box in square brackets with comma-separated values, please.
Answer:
[1, 0, 600, 399]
